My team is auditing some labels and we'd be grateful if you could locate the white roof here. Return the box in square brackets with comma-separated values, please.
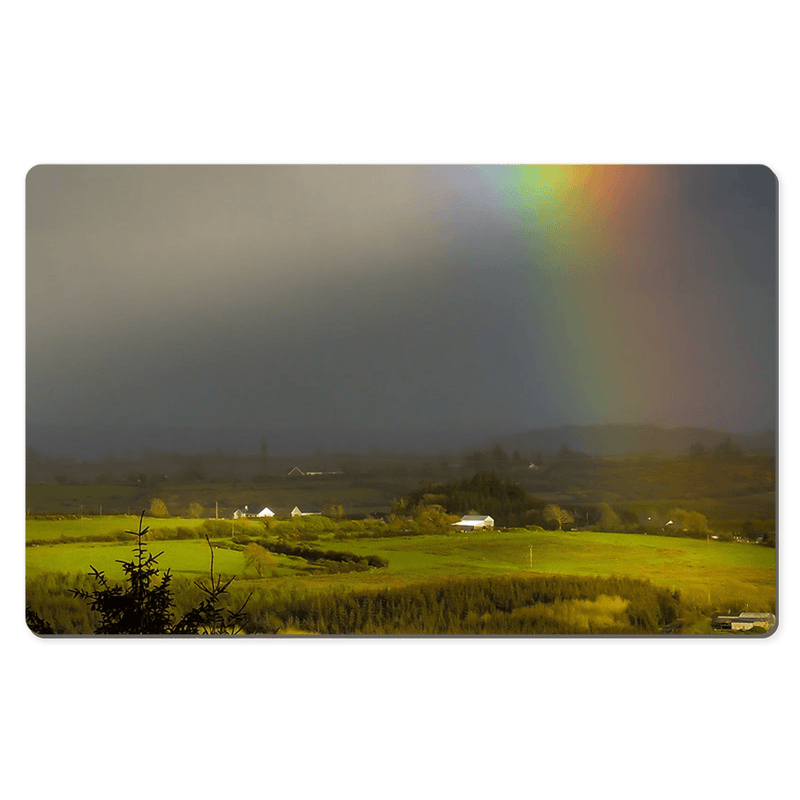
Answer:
[256, 507, 275, 517]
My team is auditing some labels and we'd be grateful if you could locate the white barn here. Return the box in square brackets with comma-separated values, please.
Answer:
[452, 514, 495, 531]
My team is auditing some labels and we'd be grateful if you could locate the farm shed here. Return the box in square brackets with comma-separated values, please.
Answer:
[452, 515, 495, 531]
[711, 612, 775, 632]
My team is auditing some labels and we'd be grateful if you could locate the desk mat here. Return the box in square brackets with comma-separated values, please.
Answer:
[25, 164, 777, 636]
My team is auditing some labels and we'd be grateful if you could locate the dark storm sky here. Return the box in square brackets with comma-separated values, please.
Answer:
[26, 165, 777, 447]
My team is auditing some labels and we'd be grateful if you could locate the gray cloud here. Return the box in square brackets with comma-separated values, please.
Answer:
[26, 165, 777, 452]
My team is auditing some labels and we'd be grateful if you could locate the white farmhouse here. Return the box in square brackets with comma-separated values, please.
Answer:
[233, 505, 275, 519]
[452, 514, 495, 531]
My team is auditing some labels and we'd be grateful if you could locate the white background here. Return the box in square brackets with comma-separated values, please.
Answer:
[4, 3, 796, 798]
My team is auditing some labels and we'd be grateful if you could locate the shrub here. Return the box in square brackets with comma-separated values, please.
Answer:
[187, 502, 205, 518]
[244, 543, 275, 578]
[149, 498, 169, 518]
[201, 519, 234, 538]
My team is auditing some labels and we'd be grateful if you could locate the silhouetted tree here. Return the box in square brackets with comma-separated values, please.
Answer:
[26, 606, 55, 634]
[70, 512, 251, 634]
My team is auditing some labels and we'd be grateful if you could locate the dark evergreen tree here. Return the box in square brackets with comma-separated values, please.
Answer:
[69, 512, 252, 635]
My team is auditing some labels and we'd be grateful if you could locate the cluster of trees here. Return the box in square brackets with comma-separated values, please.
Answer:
[147, 498, 206, 518]
[241, 574, 681, 635]
[536, 502, 716, 536]
[664, 508, 709, 535]
[403, 472, 544, 527]
[400, 473, 684, 534]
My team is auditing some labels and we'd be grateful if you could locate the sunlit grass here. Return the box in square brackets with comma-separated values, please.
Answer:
[26, 538, 246, 580]
[27, 524, 776, 629]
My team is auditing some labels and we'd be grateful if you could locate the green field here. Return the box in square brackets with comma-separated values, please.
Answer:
[26, 516, 775, 635]
[27, 538, 246, 580]
[306, 528, 775, 611]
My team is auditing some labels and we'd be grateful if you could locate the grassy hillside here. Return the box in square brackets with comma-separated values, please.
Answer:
[26, 518, 775, 634]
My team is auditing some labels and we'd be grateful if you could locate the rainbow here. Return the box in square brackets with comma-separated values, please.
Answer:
[433, 166, 686, 427]
[475, 165, 666, 274]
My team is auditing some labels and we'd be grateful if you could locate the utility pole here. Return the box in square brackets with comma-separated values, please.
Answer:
[215, 501, 219, 520]
[529, 544, 533, 570]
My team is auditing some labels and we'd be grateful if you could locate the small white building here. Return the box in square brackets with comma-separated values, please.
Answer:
[452, 514, 495, 531]
[233, 505, 274, 519]
[291, 506, 319, 517]
[712, 612, 775, 632]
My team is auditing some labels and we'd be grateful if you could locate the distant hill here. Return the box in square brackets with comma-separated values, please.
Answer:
[26, 420, 776, 461]
[25, 422, 492, 460]
[491, 424, 776, 458]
